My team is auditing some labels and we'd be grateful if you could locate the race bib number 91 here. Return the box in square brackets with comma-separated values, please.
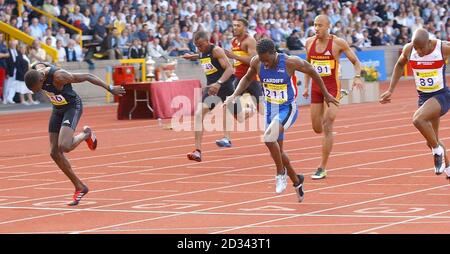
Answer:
[311, 59, 334, 77]
[263, 83, 288, 104]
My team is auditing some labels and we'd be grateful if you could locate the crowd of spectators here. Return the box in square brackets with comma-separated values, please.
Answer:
[0, 0, 448, 63]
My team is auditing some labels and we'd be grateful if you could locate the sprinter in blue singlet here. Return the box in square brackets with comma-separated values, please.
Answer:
[225, 39, 339, 202]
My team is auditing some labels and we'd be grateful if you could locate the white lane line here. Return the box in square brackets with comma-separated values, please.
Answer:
[139, 173, 190, 176]
[380, 203, 450, 207]
[0, 195, 30, 199]
[186, 166, 235, 169]
[162, 200, 224, 203]
[319, 192, 385, 195]
[353, 209, 450, 234]
[176, 181, 231, 185]
[368, 183, 429, 186]
[8, 179, 57, 182]
[210, 183, 449, 234]
[122, 189, 179, 193]
[34, 187, 73, 191]
[0, 171, 29, 174]
[108, 165, 154, 169]
[89, 180, 141, 183]
[218, 191, 275, 194]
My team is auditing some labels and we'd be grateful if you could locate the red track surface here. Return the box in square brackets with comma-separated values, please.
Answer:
[0, 80, 449, 234]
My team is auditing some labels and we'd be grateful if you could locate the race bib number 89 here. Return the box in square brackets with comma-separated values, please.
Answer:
[263, 83, 288, 104]
[415, 70, 441, 92]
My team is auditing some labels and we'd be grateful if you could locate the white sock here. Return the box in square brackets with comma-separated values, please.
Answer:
[432, 145, 444, 155]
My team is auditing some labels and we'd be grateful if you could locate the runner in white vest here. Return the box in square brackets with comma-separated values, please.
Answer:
[380, 28, 450, 178]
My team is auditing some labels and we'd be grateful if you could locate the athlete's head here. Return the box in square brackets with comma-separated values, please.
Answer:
[24, 69, 45, 93]
[233, 18, 248, 37]
[257, 39, 277, 69]
[412, 28, 432, 57]
[194, 31, 210, 53]
[314, 15, 331, 39]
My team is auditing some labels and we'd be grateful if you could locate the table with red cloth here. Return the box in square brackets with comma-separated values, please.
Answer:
[117, 79, 202, 120]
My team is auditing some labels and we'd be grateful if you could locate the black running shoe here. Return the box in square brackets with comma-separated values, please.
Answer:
[294, 174, 305, 203]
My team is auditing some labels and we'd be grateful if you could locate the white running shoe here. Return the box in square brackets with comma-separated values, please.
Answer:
[275, 169, 287, 194]
[444, 166, 450, 179]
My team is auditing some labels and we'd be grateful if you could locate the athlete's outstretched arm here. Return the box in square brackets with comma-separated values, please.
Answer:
[54, 70, 126, 96]
[291, 56, 339, 107]
[380, 43, 410, 104]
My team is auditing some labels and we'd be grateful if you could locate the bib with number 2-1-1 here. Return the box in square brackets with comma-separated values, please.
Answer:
[45, 91, 68, 106]
[311, 59, 334, 77]
[263, 83, 288, 104]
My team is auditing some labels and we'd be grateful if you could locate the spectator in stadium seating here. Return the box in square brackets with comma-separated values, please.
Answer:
[395, 26, 410, 45]
[4, 39, 18, 104]
[101, 27, 123, 60]
[93, 16, 107, 43]
[29, 18, 44, 40]
[15, 44, 38, 105]
[44, 28, 56, 48]
[38, 16, 48, 35]
[147, 37, 169, 60]
[43, 0, 61, 17]
[0, 33, 9, 102]
[286, 29, 304, 51]
[169, 32, 190, 56]
[65, 39, 78, 62]
[29, 39, 47, 64]
[128, 38, 146, 59]
[55, 27, 70, 47]
[58, 7, 70, 25]
[55, 39, 66, 63]
[118, 29, 132, 57]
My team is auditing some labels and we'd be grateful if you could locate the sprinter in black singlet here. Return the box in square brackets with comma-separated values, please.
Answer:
[182, 31, 235, 162]
[24, 62, 125, 206]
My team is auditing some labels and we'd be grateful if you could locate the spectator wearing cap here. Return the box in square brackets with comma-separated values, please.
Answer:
[286, 29, 304, 50]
